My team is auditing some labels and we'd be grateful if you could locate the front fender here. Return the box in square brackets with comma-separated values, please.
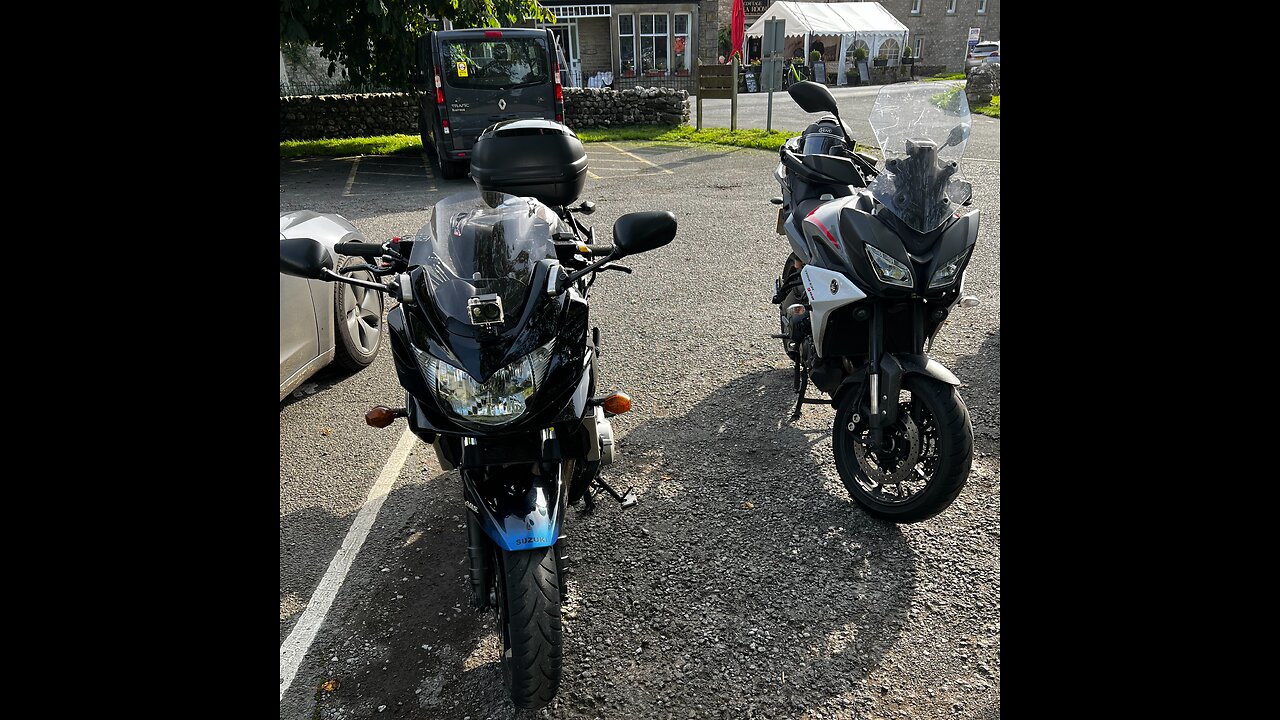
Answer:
[833, 353, 961, 427]
[463, 465, 563, 551]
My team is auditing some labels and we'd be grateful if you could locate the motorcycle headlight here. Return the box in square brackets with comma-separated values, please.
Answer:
[865, 245, 913, 288]
[929, 246, 973, 288]
[413, 340, 556, 426]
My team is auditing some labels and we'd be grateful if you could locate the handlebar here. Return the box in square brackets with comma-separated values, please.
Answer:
[334, 241, 385, 258]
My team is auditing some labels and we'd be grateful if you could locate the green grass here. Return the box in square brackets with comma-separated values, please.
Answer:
[924, 72, 967, 82]
[280, 126, 880, 156]
[972, 95, 1000, 118]
[279, 134, 421, 158]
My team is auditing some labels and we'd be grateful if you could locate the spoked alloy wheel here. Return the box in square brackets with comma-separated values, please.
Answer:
[332, 256, 383, 370]
[833, 374, 972, 523]
[493, 545, 563, 709]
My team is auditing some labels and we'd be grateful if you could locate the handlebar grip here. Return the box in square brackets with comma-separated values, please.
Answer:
[589, 245, 615, 256]
[334, 242, 384, 257]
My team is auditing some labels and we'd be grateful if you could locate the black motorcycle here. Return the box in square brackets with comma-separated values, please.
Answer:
[279, 120, 676, 708]
[769, 80, 979, 523]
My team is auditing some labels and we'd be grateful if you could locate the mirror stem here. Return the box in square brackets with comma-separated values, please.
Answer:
[320, 268, 390, 293]
[558, 251, 621, 292]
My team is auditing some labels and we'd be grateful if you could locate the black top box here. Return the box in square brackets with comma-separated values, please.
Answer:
[470, 120, 588, 207]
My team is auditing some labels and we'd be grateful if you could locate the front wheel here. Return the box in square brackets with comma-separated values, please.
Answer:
[494, 545, 562, 708]
[833, 374, 972, 523]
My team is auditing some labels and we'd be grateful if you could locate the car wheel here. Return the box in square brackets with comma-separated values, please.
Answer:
[332, 255, 383, 371]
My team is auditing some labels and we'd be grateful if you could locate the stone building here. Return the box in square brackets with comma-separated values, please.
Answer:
[528, 2, 722, 87]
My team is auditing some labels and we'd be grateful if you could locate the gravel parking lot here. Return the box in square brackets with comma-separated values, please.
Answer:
[280, 138, 1000, 719]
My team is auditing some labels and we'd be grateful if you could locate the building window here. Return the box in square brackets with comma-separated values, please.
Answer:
[640, 13, 669, 74]
[914, 37, 923, 60]
[673, 14, 691, 75]
[911, 0, 921, 14]
[618, 14, 636, 76]
[977, 0, 987, 13]
[946, 0, 956, 13]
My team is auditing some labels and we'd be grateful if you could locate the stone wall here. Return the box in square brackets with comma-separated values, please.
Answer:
[280, 88, 690, 140]
[566, 87, 688, 127]
[964, 63, 1000, 104]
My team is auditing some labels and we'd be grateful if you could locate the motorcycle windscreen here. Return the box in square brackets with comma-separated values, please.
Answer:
[410, 190, 562, 332]
[867, 81, 974, 234]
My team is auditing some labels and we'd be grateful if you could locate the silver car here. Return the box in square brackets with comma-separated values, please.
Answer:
[279, 210, 384, 401]
[965, 41, 1000, 72]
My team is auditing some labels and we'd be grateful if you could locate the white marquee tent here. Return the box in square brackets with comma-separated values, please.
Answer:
[745, 2, 909, 86]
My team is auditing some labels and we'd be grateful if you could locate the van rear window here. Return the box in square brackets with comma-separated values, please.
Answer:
[443, 39, 551, 90]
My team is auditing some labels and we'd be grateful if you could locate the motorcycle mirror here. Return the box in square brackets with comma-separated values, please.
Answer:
[612, 211, 677, 257]
[943, 125, 969, 149]
[788, 81, 840, 117]
[280, 237, 335, 280]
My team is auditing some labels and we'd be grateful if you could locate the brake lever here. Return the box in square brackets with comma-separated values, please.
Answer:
[600, 264, 633, 274]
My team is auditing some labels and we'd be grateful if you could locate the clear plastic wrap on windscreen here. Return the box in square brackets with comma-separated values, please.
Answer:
[867, 81, 974, 234]
[410, 191, 562, 329]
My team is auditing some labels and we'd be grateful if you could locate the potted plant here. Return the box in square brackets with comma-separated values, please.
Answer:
[621, 59, 635, 78]
[873, 54, 887, 67]
[675, 56, 689, 77]
[901, 45, 915, 65]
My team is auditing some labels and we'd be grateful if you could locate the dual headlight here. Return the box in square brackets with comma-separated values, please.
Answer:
[413, 340, 556, 425]
[865, 245, 972, 290]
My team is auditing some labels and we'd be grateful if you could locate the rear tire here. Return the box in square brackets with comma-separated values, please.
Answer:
[833, 374, 972, 523]
[440, 158, 469, 180]
[494, 545, 562, 709]
[778, 253, 803, 361]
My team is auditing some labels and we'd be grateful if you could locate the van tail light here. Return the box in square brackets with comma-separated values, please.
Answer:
[552, 56, 565, 122]
[441, 118, 450, 135]
[434, 68, 444, 105]
[485, 30, 503, 38]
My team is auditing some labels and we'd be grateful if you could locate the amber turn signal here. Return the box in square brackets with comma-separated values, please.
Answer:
[365, 405, 399, 428]
[602, 392, 632, 415]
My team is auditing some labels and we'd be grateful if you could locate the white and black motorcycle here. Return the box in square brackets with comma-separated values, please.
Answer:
[770, 80, 979, 523]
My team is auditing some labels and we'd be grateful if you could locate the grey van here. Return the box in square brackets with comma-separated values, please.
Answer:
[413, 28, 565, 180]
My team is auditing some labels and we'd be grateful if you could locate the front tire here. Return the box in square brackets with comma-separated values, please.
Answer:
[494, 545, 562, 708]
[332, 255, 383, 371]
[833, 374, 972, 523]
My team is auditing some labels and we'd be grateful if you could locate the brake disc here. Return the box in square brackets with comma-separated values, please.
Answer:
[852, 408, 921, 487]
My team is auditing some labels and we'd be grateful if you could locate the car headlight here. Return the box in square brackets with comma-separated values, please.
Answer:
[413, 340, 556, 425]
[865, 245, 913, 288]
[929, 246, 973, 288]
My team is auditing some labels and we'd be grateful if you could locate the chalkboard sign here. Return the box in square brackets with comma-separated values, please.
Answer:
[746, 72, 758, 93]
[857, 61, 870, 84]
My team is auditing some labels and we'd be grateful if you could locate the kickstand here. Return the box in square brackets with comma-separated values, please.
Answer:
[581, 486, 597, 515]
[790, 367, 808, 421]
[591, 477, 638, 509]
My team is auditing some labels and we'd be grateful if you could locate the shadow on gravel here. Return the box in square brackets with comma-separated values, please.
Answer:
[951, 326, 1001, 457]
[288, 367, 919, 720]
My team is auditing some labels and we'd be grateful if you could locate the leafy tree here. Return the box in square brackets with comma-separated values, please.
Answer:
[280, 0, 556, 88]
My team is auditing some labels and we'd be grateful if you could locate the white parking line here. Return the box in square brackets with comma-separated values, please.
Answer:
[279, 427, 418, 701]
[601, 143, 673, 175]
[342, 157, 361, 196]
